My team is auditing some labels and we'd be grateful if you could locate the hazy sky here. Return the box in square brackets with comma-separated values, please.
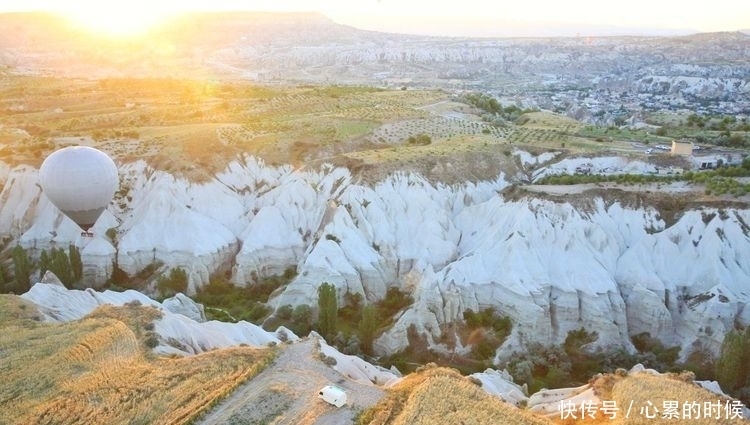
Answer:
[4, 0, 750, 36]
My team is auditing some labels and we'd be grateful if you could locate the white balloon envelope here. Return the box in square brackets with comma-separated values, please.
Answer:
[39, 146, 119, 232]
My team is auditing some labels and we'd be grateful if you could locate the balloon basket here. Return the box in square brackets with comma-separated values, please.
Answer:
[81, 231, 94, 238]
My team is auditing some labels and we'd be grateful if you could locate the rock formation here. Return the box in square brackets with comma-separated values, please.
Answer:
[2, 155, 749, 360]
[20, 281, 288, 355]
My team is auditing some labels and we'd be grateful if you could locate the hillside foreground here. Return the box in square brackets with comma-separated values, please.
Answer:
[1, 68, 749, 424]
[0, 294, 274, 425]
[359, 364, 747, 425]
[2, 286, 748, 425]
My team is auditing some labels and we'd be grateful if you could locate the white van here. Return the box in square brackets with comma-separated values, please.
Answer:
[318, 385, 347, 407]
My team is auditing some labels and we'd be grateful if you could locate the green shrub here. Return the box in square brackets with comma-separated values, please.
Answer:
[716, 327, 750, 394]
[406, 133, 432, 146]
[289, 304, 312, 336]
[105, 227, 118, 244]
[157, 268, 188, 298]
[276, 304, 293, 320]
[325, 234, 341, 243]
[339, 291, 363, 322]
[192, 273, 294, 324]
[380, 287, 413, 317]
[144, 332, 159, 349]
[358, 305, 378, 355]
[471, 337, 500, 359]
[0, 264, 6, 292]
[317, 282, 338, 340]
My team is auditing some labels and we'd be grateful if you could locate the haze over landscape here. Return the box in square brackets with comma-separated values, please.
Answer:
[0, 3, 749, 425]
[6, 0, 750, 36]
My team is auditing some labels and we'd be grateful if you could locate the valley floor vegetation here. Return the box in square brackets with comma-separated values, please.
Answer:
[536, 158, 750, 197]
[3, 247, 750, 410]
[170, 268, 750, 409]
[197, 273, 750, 408]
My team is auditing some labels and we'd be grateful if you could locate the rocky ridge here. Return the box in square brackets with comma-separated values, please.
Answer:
[21, 274, 287, 355]
[12, 280, 750, 422]
[1, 152, 749, 360]
[1, 13, 748, 120]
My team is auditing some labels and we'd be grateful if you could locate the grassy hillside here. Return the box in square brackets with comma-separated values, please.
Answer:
[0, 295, 275, 425]
[2, 293, 747, 425]
[357, 365, 550, 425]
[549, 370, 749, 424]
[357, 364, 747, 425]
[605, 372, 746, 425]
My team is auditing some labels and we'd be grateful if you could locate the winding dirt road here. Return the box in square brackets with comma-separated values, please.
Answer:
[196, 337, 385, 425]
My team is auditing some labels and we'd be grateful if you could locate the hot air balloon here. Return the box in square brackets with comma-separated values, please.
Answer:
[39, 146, 119, 236]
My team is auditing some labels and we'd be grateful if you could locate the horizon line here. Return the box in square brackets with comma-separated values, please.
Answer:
[0, 9, 747, 39]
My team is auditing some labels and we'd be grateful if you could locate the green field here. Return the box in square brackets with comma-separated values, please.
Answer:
[4, 75, 744, 184]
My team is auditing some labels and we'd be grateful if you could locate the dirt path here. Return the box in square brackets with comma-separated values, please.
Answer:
[195, 338, 385, 425]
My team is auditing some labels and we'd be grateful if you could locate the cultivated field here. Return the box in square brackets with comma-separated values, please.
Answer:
[0, 75, 661, 185]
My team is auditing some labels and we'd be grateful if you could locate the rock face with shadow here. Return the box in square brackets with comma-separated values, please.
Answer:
[2, 154, 750, 359]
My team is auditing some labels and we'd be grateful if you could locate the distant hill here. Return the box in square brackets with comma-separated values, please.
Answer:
[0, 12, 748, 85]
[0, 11, 365, 79]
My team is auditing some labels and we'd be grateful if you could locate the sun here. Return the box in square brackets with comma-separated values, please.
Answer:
[57, 4, 173, 38]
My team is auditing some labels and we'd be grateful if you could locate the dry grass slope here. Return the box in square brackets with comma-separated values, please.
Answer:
[358, 365, 551, 425]
[553, 371, 747, 425]
[0, 295, 275, 425]
[608, 373, 746, 425]
[359, 364, 748, 425]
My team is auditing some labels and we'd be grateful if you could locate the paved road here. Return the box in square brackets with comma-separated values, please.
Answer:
[196, 338, 385, 425]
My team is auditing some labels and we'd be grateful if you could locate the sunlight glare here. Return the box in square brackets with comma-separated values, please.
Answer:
[58, 3, 172, 38]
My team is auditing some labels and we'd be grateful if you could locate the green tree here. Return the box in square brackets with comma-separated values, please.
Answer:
[339, 291, 363, 322]
[290, 304, 312, 336]
[11, 245, 33, 293]
[38, 250, 50, 279]
[48, 248, 74, 287]
[358, 305, 378, 355]
[0, 264, 6, 292]
[277, 304, 293, 321]
[157, 268, 188, 297]
[715, 328, 750, 392]
[564, 327, 598, 357]
[69, 244, 82, 281]
[317, 282, 338, 340]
